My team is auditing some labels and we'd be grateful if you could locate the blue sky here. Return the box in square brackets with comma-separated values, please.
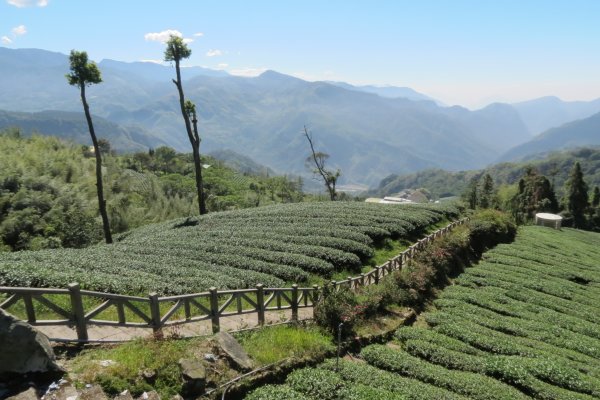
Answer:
[2, 0, 600, 108]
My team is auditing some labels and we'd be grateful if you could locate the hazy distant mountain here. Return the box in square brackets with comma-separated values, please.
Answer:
[0, 47, 559, 185]
[327, 81, 441, 104]
[441, 103, 531, 153]
[511, 96, 600, 135]
[499, 111, 600, 162]
[98, 59, 229, 82]
[0, 109, 168, 152]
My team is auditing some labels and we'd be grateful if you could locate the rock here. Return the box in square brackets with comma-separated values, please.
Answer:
[178, 359, 206, 396]
[0, 309, 63, 377]
[79, 384, 108, 400]
[113, 390, 133, 400]
[98, 360, 116, 368]
[137, 391, 160, 400]
[216, 332, 254, 371]
[140, 369, 157, 384]
[44, 381, 78, 400]
[6, 387, 39, 400]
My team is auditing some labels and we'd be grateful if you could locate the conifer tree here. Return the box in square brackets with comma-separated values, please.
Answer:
[66, 50, 112, 244]
[465, 177, 479, 209]
[479, 173, 496, 209]
[510, 167, 558, 223]
[566, 162, 589, 229]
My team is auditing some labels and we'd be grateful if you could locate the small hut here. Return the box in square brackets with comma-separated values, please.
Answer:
[535, 213, 563, 229]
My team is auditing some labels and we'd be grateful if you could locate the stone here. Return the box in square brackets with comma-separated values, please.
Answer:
[6, 387, 39, 400]
[44, 381, 78, 400]
[137, 391, 160, 400]
[79, 384, 109, 400]
[216, 332, 254, 371]
[140, 369, 157, 384]
[0, 309, 63, 376]
[114, 390, 133, 400]
[178, 359, 206, 396]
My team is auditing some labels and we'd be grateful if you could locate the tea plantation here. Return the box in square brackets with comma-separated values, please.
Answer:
[246, 226, 600, 399]
[0, 202, 460, 295]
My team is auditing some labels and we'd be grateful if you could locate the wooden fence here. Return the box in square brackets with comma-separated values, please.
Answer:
[0, 218, 467, 342]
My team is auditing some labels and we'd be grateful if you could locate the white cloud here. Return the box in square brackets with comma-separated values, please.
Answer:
[7, 0, 48, 7]
[11, 25, 27, 36]
[1, 36, 12, 44]
[217, 63, 229, 69]
[139, 59, 164, 64]
[144, 29, 194, 44]
[229, 67, 267, 77]
[193, 32, 204, 37]
[206, 49, 223, 57]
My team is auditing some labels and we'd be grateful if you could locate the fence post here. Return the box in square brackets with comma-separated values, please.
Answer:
[209, 287, 220, 333]
[22, 293, 35, 324]
[374, 267, 380, 284]
[149, 292, 161, 333]
[256, 284, 265, 327]
[360, 273, 366, 287]
[291, 284, 298, 322]
[312, 284, 320, 304]
[69, 283, 88, 341]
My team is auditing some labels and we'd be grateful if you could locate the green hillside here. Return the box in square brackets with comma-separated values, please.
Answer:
[247, 226, 600, 399]
[0, 202, 460, 294]
[0, 130, 303, 252]
[376, 147, 600, 199]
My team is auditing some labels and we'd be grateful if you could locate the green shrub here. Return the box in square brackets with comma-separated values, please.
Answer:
[286, 368, 346, 400]
[314, 286, 359, 337]
[245, 385, 309, 400]
[468, 210, 516, 254]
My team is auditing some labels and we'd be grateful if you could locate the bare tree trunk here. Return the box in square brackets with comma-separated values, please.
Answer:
[173, 59, 206, 215]
[80, 85, 112, 244]
[191, 114, 207, 214]
[304, 126, 337, 201]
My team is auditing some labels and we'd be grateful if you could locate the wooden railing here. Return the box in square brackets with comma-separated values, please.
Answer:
[0, 218, 467, 342]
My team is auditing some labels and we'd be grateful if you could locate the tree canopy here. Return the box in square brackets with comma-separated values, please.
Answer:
[66, 50, 102, 87]
[164, 35, 192, 63]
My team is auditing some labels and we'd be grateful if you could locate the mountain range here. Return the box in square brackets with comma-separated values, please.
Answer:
[1, 47, 600, 186]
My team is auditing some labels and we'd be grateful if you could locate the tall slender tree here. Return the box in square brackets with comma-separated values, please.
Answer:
[566, 162, 589, 228]
[185, 100, 206, 213]
[165, 35, 206, 214]
[66, 50, 112, 244]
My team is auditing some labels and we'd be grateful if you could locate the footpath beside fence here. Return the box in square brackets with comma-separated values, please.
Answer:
[0, 218, 468, 342]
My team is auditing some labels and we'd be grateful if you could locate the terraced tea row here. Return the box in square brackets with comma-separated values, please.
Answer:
[0, 202, 459, 294]
[246, 227, 600, 399]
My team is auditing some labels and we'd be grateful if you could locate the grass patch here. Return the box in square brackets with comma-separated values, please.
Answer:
[367, 238, 410, 266]
[69, 337, 235, 399]
[236, 324, 334, 365]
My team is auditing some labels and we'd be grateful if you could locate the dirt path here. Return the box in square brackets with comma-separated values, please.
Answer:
[37, 308, 314, 342]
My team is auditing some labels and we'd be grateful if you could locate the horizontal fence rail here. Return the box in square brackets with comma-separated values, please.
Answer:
[0, 218, 468, 342]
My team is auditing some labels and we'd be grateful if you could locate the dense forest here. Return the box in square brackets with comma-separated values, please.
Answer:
[0, 129, 304, 252]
